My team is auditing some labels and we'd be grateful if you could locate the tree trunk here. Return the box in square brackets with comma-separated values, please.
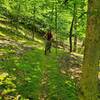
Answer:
[80, 0, 100, 100]
[73, 33, 77, 52]
[32, 6, 36, 40]
[69, 17, 74, 52]
[55, 1, 58, 54]
[73, 3, 77, 52]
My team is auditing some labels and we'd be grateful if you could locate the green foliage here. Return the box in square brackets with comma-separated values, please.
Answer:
[0, 0, 87, 39]
[0, 41, 78, 99]
[0, 0, 88, 99]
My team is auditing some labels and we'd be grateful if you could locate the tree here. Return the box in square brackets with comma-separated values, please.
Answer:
[80, 0, 100, 100]
[69, 16, 74, 52]
[73, 3, 77, 52]
[67, 0, 87, 53]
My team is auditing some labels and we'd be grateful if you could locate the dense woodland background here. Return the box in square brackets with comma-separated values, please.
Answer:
[0, 0, 100, 100]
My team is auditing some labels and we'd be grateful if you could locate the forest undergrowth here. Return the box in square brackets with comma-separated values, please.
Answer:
[1, 20, 100, 99]
[0, 30, 81, 100]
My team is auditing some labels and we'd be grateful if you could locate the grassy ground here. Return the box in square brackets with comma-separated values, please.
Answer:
[0, 15, 100, 100]
[0, 25, 79, 100]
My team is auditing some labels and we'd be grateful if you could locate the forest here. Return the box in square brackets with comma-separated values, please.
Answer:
[0, 0, 100, 100]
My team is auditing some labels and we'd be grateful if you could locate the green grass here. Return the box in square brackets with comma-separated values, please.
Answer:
[0, 21, 78, 99]
[0, 44, 78, 100]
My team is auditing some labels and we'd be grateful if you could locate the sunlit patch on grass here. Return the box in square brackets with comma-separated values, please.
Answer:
[34, 37, 44, 44]
[98, 72, 100, 80]
[0, 72, 8, 80]
[0, 32, 6, 36]
[0, 23, 16, 31]
[17, 39, 27, 43]
[18, 29, 26, 36]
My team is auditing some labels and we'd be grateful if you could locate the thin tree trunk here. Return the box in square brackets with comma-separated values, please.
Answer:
[80, 0, 100, 100]
[69, 16, 74, 52]
[55, 1, 58, 54]
[32, 6, 36, 40]
[73, 3, 77, 52]
[73, 34, 77, 52]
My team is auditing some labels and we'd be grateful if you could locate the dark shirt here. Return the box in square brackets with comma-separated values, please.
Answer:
[46, 32, 52, 41]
